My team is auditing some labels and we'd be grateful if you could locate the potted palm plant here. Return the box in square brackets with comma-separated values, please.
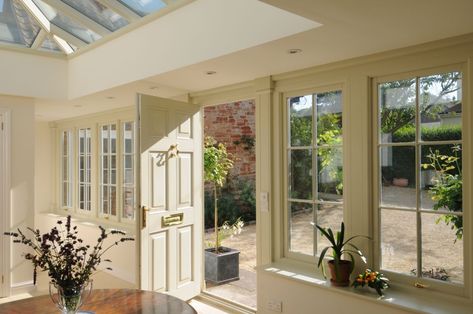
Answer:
[312, 222, 368, 286]
[204, 136, 241, 284]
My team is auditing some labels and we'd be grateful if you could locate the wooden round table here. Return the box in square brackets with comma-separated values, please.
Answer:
[0, 289, 197, 314]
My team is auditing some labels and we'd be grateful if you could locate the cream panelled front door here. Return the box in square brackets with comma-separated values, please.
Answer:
[138, 94, 202, 300]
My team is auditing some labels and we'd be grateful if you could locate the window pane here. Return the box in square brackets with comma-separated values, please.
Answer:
[102, 186, 108, 214]
[123, 187, 134, 219]
[289, 149, 312, 200]
[110, 186, 117, 216]
[381, 209, 417, 275]
[421, 144, 462, 213]
[124, 169, 133, 185]
[317, 147, 343, 201]
[289, 95, 312, 147]
[422, 213, 463, 283]
[289, 202, 313, 256]
[62, 0, 128, 31]
[379, 79, 416, 143]
[33, 0, 101, 43]
[111, 125, 117, 153]
[316, 91, 342, 145]
[380, 146, 416, 208]
[316, 203, 343, 256]
[117, 0, 170, 16]
[420, 72, 462, 141]
[0, 0, 40, 46]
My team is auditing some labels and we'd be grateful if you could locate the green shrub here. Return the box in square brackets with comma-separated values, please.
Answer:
[390, 125, 461, 185]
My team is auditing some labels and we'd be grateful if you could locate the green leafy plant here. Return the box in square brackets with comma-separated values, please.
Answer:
[205, 218, 244, 249]
[422, 145, 462, 241]
[204, 136, 235, 253]
[312, 222, 368, 278]
[353, 269, 389, 296]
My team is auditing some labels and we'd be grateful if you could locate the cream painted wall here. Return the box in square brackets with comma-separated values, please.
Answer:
[0, 50, 67, 100]
[34, 122, 53, 215]
[0, 96, 35, 289]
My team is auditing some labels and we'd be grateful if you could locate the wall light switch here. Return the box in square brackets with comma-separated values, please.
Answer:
[260, 192, 269, 212]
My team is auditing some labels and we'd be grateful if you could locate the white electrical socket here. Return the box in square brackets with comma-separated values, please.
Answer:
[260, 192, 269, 212]
[267, 300, 282, 312]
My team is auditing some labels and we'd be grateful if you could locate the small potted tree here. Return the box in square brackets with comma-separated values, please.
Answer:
[313, 222, 368, 286]
[204, 136, 241, 284]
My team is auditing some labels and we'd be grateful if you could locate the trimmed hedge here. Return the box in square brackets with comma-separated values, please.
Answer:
[388, 125, 461, 186]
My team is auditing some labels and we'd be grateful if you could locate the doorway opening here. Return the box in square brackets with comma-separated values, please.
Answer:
[203, 100, 257, 309]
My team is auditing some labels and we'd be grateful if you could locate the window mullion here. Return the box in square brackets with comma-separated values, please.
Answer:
[415, 77, 422, 279]
[312, 93, 318, 256]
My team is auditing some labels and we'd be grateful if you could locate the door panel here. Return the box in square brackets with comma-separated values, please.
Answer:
[151, 231, 167, 292]
[177, 153, 193, 208]
[139, 94, 202, 300]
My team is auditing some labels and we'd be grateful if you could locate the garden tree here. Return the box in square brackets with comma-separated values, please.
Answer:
[203, 136, 234, 253]
[422, 146, 463, 241]
[290, 93, 343, 196]
[380, 72, 461, 134]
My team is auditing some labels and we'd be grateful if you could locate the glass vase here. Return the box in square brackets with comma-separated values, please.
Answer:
[49, 280, 93, 314]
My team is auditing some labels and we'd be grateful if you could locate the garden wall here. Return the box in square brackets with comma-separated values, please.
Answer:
[203, 100, 256, 226]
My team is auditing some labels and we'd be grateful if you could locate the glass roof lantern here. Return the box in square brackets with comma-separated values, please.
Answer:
[0, 0, 179, 55]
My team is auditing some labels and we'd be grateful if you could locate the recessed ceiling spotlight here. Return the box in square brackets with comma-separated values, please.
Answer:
[205, 71, 217, 75]
[73, 104, 83, 108]
[106, 96, 115, 100]
[287, 48, 302, 55]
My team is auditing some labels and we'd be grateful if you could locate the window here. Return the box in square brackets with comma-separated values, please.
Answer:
[286, 90, 343, 257]
[78, 128, 92, 211]
[59, 117, 136, 224]
[376, 71, 463, 286]
[100, 124, 117, 217]
[122, 122, 135, 220]
[61, 130, 73, 209]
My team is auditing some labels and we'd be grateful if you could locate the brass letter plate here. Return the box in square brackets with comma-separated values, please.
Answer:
[162, 213, 184, 227]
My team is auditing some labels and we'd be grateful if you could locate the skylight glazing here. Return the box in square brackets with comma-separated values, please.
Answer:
[61, 0, 128, 32]
[0, 0, 40, 46]
[0, 0, 184, 55]
[39, 35, 60, 51]
[117, 0, 171, 17]
[33, 0, 101, 44]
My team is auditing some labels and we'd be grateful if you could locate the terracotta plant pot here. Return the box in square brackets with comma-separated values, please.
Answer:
[392, 177, 408, 187]
[328, 260, 352, 287]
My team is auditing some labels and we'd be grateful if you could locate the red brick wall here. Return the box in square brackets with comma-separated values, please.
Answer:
[204, 100, 256, 181]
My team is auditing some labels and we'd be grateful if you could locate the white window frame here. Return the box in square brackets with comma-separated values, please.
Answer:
[99, 123, 118, 220]
[56, 112, 137, 227]
[372, 66, 469, 297]
[121, 120, 136, 222]
[60, 129, 73, 210]
[77, 127, 93, 214]
[282, 85, 345, 265]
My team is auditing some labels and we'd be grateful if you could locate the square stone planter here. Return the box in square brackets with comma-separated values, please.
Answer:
[205, 247, 240, 284]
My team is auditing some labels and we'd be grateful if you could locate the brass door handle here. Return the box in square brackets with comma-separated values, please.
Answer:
[142, 206, 149, 228]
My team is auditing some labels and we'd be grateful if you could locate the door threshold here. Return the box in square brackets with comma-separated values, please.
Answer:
[195, 292, 256, 314]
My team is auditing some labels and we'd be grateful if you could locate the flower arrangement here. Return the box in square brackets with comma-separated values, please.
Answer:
[353, 269, 389, 296]
[4, 216, 134, 288]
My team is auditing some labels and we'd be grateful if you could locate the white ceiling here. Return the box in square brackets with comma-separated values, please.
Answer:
[36, 0, 473, 121]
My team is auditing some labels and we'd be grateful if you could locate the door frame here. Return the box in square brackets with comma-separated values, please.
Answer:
[0, 109, 11, 298]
